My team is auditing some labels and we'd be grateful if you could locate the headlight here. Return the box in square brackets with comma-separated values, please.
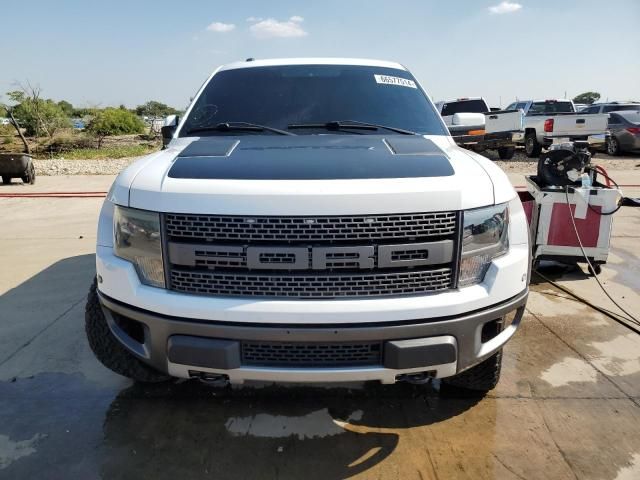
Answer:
[458, 203, 509, 287]
[114, 206, 165, 288]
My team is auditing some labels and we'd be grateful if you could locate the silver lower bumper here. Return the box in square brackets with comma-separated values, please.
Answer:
[98, 289, 528, 384]
[168, 353, 458, 385]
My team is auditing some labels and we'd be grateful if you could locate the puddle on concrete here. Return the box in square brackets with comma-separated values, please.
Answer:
[540, 356, 598, 387]
[0, 371, 483, 479]
[1, 365, 638, 479]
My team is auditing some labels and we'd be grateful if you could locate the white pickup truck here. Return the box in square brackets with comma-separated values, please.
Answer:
[87, 58, 530, 393]
[506, 99, 608, 157]
[435, 98, 524, 159]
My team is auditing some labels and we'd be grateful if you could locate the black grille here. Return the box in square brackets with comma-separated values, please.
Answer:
[241, 341, 382, 367]
[165, 212, 457, 242]
[170, 268, 452, 298]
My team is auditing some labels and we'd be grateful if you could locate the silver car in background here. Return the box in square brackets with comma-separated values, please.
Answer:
[582, 102, 640, 114]
[606, 110, 640, 155]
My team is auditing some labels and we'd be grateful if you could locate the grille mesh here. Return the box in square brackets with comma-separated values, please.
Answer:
[242, 341, 382, 367]
[170, 268, 452, 298]
[165, 212, 457, 242]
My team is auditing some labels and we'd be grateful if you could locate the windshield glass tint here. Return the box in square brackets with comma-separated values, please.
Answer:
[179, 65, 447, 136]
[441, 100, 488, 116]
[529, 101, 575, 114]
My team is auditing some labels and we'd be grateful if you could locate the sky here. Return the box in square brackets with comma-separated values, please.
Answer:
[2, 0, 639, 110]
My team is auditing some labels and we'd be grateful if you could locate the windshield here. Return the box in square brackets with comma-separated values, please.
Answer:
[528, 101, 575, 114]
[179, 65, 447, 136]
[440, 100, 488, 116]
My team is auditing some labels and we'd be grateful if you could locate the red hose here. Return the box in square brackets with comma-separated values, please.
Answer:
[594, 165, 612, 187]
[0, 194, 106, 198]
[0, 191, 107, 198]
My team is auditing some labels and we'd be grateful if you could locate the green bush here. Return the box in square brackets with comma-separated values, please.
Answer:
[86, 108, 145, 147]
[46, 133, 97, 153]
[0, 124, 14, 136]
[7, 93, 71, 137]
[135, 100, 179, 118]
[49, 144, 157, 159]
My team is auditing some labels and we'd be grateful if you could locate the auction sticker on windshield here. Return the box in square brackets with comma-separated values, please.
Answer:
[374, 74, 417, 88]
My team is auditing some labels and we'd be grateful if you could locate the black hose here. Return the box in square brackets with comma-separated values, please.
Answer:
[533, 270, 640, 335]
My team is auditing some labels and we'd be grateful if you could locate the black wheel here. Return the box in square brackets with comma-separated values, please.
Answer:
[85, 279, 170, 383]
[588, 263, 602, 276]
[606, 136, 621, 156]
[525, 133, 542, 158]
[441, 350, 502, 393]
[21, 163, 36, 185]
[1, 176, 11, 184]
[497, 146, 516, 160]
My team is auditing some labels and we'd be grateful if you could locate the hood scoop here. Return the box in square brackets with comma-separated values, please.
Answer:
[168, 135, 454, 180]
[384, 136, 444, 155]
[177, 138, 239, 157]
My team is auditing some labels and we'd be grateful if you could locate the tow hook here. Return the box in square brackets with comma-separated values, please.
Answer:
[189, 371, 230, 387]
[396, 371, 435, 384]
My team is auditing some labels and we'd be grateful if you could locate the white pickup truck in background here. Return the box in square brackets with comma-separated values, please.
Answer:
[505, 99, 608, 157]
[435, 98, 524, 160]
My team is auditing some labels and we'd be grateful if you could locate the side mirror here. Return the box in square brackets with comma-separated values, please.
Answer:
[161, 115, 179, 148]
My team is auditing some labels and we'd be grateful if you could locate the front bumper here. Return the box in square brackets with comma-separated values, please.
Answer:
[98, 288, 528, 384]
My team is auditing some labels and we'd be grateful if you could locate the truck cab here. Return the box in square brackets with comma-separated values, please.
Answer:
[87, 58, 530, 393]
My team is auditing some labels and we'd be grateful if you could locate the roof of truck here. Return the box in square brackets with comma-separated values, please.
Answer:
[218, 57, 406, 71]
[593, 101, 640, 105]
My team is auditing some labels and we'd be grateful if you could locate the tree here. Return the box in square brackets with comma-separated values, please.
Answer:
[573, 91, 601, 105]
[6, 84, 71, 138]
[0, 104, 31, 154]
[57, 100, 74, 117]
[135, 100, 179, 118]
[86, 108, 145, 147]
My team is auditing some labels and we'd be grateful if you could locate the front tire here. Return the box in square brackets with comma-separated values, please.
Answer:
[1, 176, 11, 184]
[525, 133, 542, 158]
[85, 279, 170, 383]
[497, 146, 516, 160]
[441, 350, 502, 393]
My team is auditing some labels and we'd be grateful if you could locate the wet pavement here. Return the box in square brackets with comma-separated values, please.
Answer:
[1, 176, 639, 479]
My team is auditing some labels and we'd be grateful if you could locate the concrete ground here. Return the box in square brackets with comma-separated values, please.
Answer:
[0, 173, 639, 480]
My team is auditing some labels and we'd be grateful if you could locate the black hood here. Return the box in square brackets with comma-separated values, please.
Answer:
[168, 135, 454, 180]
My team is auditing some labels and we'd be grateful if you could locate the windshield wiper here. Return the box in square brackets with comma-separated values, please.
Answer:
[287, 120, 416, 135]
[185, 122, 295, 136]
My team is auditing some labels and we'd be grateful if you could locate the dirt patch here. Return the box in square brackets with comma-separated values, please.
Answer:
[489, 149, 640, 174]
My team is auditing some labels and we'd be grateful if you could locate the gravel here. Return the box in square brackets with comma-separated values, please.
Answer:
[33, 150, 640, 177]
[34, 157, 139, 176]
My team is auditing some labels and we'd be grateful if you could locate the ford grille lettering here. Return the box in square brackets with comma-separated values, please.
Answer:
[168, 241, 454, 270]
